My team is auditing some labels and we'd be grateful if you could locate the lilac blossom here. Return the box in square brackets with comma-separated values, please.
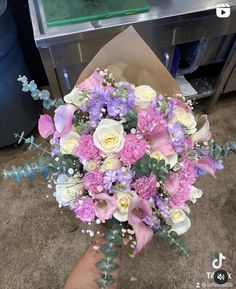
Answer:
[156, 197, 170, 219]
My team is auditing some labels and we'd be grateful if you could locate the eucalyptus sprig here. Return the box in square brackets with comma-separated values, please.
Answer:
[95, 219, 122, 289]
[2, 157, 57, 181]
[209, 141, 236, 159]
[17, 75, 64, 110]
[14, 132, 51, 154]
[156, 224, 190, 257]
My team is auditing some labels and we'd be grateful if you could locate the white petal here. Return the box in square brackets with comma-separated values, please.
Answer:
[171, 216, 191, 235]
[192, 115, 210, 143]
[113, 211, 128, 222]
[166, 153, 178, 169]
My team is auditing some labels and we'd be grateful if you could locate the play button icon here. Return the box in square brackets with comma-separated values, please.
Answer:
[216, 3, 231, 18]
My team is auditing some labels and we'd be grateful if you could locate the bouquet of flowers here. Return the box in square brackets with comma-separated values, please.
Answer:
[3, 27, 236, 288]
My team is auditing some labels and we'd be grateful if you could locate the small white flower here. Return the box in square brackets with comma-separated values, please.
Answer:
[188, 186, 203, 203]
[113, 190, 134, 222]
[134, 85, 156, 110]
[64, 86, 88, 107]
[167, 205, 191, 235]
[54, 174, 83, 207]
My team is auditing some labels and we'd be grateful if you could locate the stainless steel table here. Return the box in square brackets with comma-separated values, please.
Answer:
[28, 0, 236, 109]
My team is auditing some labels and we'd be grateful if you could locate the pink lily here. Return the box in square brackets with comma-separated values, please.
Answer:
[54, 104, 77, 137]
[94, 193, 117, 223]
[150, 125, 175, 156]
[78, 71, 103, 91]
[38, 114, 55, 139]
[194, 156, 216, 177]
[128, 194, 153, 255]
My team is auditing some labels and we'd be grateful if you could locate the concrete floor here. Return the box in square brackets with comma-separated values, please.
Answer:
[0, 97, 236, 289]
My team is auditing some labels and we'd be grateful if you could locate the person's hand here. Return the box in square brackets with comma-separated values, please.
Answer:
[64, 234, 121, 289]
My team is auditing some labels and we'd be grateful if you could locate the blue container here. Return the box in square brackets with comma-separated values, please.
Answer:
[0, 3, 39, 147]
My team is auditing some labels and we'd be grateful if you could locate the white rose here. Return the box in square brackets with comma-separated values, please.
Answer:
[167, 206, 191, 235]
[150, 151, 178, 169]
[170, 108, 197, 135]
[54, 174, 83, 207]
[134, 85, 157, 110]
[83, 160, 98, 171]
[60, 131, 80, 155]
[188, 186, 203, 203]
[101, 156, 122, 172]
[113, 190, 133, 222]
[64, 86, 88, 107]
[93, 119, 125, 154]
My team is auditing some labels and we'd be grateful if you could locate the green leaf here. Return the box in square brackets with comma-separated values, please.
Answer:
[123, 110, 138, 132]
[96, 259, 119, 273]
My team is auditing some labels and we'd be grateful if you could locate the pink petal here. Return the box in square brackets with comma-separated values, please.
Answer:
[194, 156, 216, 177]
[38, 114, 55, 139]
[94, 193, 117, 223]
[54, 104, 76, 137]
[164, 173, 180, 196]
[78, 71, 103, 90]
[175, 98, 192, 112]
[150, 125, 175, 155]
[192, 115, 211, 143]
[128, 194, 153, 255]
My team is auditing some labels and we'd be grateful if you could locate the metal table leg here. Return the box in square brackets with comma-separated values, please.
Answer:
[39, 47, 62, 98]
[207, 39, 236, 113]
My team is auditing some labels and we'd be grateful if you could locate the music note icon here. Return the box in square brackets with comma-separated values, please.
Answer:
[212, 252, 226, 269]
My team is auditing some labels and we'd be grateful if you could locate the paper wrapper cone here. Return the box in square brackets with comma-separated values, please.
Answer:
[77, 26, 181, 96]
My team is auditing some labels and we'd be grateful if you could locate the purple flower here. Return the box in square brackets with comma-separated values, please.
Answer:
[104, 170, 118, 190]
[143, 216, 161, 230]
[104, 169, 135, 191]
[107, 97, 128, 117]
[166, 98, 177, 120]
[156, 197, 170, 219]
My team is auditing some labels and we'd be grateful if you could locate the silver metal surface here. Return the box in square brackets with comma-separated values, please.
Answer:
[224, 65, 236, 93]
[29, 0, 236, 46]
[207, 39, 236, 112]
[28, 0, 236, 106]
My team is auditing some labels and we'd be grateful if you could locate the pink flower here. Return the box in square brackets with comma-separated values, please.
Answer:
[38, 114, 55, 138]
[54, 104, 76, 137]
[83, 170, 106, 194]
[128, 194, 153, 255]
[132, 175, 157, 200]
[164, 172, 179, 196]
[165, 159, 196, 208]
[137, 108, 160, 135]
[94, 193, 117, 223]
[75, 135, 101, 161]
[193, 156, 216, 177]
[72, 196, 95, 222]
[175, 98, 192, 112]
[78, 71, 103, 91]
[117, 134, 147, 165]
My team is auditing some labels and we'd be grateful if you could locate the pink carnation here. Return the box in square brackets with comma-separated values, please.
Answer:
[166, 159, 196, 208]
[72, 196, 95, 222]
[75, 135, 100, 161]
[83, 170, 106, 194]
[132, 175, 157, 200]
[137, 108, 160, 134]
[117, 134, 147, 165]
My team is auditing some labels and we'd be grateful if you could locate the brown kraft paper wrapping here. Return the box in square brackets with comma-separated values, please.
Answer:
[77, 26, 181, 97]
